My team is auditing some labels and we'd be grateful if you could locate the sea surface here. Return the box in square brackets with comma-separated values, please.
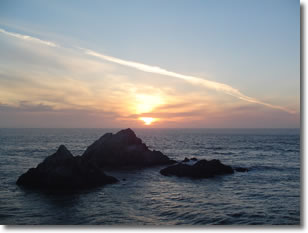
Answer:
[0, 128, 300, 225]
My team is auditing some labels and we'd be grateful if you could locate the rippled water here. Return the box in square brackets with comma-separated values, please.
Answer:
[0, 128, 300, 225]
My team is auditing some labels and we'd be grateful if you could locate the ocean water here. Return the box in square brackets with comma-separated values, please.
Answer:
[0, 128, 300, 225]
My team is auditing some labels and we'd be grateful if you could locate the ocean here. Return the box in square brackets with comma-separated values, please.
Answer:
[0, 128, 300, 225]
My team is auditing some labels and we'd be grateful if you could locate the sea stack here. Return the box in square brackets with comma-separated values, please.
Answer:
[16, 128, 176, 189]
[82, 128, 176, 168]
[16, 145, 118, 189]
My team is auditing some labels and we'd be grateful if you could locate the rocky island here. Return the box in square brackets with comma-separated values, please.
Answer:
[160, 158, 233, 178]
[82, 128, 176, 168]
[17, 128, 176, 189]
[160, 157, 248, 178]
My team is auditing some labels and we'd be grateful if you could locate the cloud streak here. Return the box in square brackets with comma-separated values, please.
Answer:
[0, 28, 58, 47]
[0, 28, 295, 114]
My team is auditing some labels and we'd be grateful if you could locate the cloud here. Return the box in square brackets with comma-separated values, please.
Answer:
[83, 49, 296, 114]
[0, 101, 53, 112]
[0, 28, 58, 47]
[0, 27, 297, 117]
[0, 105, 122, 128]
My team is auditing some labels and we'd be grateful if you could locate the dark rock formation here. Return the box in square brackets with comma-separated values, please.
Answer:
[16, 128, 247, 190]
[16, 128, 176, 189]
[182, 157, 190, 163]
[16, 145, 118, 189]
[160, 159, 234, 178]
[82, 128, 176, 168]
[234, 167, 249, 172]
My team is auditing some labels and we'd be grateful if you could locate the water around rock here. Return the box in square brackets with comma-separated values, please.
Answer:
[4, 128, 298, 224]
[16, 129, 248, 190]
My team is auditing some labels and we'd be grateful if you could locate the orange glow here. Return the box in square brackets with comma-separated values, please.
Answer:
[139, 117, 157, 125]
[135, 94, 164, 114]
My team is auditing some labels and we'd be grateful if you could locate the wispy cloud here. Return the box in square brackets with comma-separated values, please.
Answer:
[0, 28, 58, 47]
[83, 49, 296, 114]
[0, 28, 296, 114]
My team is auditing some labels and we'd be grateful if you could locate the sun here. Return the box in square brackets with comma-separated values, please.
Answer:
[139, 117, 156, 126]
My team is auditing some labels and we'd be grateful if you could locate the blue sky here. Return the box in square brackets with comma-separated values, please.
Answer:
[0, 0, 300, 127]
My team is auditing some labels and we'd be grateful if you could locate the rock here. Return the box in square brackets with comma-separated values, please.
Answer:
[181, 157, 198, 166]
[234, 167, 249, 172]
[82, 128, 176, 168]
[160, 159, 234, 178]
[16, 145, 118, 189]
[182, 157, 190, 162]
[191, 157, 198, 161]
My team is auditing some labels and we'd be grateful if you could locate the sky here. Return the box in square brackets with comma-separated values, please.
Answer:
[0, 0, 300, 128]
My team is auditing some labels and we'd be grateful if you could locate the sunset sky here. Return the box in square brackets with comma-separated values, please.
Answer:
[0, 0, 300, 128]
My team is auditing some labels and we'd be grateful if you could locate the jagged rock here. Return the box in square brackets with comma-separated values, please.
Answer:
[160, 159, 234, 178]
[16, 145, 118, 189]
[82, 128, 176, 168]
[182, 157, 190, 162]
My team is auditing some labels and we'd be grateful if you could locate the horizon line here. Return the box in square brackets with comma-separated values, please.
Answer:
[0, 127, 300, 129]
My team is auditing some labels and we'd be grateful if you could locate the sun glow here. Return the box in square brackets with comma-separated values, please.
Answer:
[135, 94, 164, 114]
[139, 117, 157, 125]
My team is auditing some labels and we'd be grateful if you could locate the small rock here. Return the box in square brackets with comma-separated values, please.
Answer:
[160, 159, 234, 178]
[234, 167, 249, 172]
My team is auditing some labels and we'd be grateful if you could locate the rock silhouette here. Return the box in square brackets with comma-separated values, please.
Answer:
[16, 145, 118, 189]
[82, 128, 176, 168]
[17, 129, 176, 189]
[16, 129, 247, 189]
[160, 158, 234, 178]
